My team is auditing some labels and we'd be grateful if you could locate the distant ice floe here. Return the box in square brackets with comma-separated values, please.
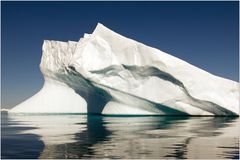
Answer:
[1, 108, 9, 113]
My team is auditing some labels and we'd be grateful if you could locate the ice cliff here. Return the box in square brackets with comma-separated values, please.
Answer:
[10, 23, 239, 115]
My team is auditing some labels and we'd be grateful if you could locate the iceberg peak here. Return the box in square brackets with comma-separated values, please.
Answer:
[93, 23, 116, 36]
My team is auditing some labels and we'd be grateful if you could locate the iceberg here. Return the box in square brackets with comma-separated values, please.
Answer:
[10, 23, 239, 116]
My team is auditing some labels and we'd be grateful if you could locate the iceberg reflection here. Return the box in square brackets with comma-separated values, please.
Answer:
[3, 114, 239, 159]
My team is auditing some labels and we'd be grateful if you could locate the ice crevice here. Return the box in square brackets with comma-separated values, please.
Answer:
[89, 64, 237, 115]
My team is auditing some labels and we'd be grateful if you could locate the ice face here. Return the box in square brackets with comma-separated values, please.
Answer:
[10, 23, 239, 116]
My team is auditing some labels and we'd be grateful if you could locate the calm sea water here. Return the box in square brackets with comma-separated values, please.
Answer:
[1, 113, 239, 159]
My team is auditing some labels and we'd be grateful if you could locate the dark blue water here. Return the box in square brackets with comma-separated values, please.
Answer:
[1, 113, 239, 159]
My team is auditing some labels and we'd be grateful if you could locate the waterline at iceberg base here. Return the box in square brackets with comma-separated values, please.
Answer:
[10, 23, 239, 116]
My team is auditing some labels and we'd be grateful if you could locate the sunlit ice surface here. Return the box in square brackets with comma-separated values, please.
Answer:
[10, 24, 240, 116]
[1, 113, 239, 159]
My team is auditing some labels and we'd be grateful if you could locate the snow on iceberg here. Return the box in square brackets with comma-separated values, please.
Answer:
[10, 23, 239, 116]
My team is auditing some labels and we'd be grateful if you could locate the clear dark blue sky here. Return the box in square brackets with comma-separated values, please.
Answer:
[1, 1, 239, 108]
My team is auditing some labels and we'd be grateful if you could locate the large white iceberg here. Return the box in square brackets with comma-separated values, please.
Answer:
[10, 23, 239, 116]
